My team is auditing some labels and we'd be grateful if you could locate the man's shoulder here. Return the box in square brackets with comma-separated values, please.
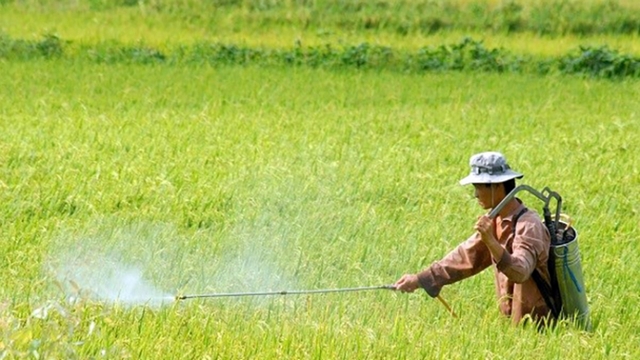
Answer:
[515, 207, 551, 240]
[520, 206, 542, 220]
[518, 208, 546, 225]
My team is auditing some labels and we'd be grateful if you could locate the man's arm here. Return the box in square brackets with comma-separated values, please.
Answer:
[476, 213, 549, 283]
[496, 217, 549, 283]
[395, 233, 492, 297]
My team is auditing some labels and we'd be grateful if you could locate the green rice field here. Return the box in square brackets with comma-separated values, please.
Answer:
[1, 0, 640, 358]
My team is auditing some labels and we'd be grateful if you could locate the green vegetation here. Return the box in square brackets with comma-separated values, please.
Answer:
[1, 0, 639, 358]
[2, 34, 640, 79]
[2, 0, 640, 57]
[2, 59, 640, 360]
[4, 0, 640, 37]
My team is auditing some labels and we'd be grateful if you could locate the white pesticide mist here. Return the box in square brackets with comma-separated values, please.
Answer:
[53, 253, 173, 306]
[206, 229, 298, 295]
[47, 220, 178, 307]
[174, 213, 301, 300]
[46, 217, 300, 307]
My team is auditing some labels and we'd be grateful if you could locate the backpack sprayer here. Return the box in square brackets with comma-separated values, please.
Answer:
[489, 184, 591, 330]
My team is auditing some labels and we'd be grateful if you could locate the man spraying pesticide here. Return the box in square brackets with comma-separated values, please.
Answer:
[394, 151, 591, 329]
[176, 151, 589, 329]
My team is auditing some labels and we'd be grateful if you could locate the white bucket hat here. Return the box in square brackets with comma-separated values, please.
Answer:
[459, 151, 523, 185]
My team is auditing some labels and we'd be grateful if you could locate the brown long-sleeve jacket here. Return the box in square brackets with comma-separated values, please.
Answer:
[417, 202, 552, 324]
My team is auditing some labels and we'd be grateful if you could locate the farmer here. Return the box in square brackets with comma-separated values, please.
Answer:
[394, 151, 552, 325]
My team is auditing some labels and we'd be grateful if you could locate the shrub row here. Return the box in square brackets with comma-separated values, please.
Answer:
[1, 34, 639, 79]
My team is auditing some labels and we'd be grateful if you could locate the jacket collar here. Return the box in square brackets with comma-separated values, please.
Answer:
[498, 198, 526, 223]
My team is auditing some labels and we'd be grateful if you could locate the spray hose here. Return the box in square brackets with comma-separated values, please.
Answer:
[176, 285, 458, 317]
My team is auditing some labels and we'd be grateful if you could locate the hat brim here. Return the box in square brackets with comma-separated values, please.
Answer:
[459, 170, 523, 185]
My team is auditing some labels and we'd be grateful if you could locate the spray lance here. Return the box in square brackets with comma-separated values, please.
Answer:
[175, 285, 457, 317]
[175, 285, 395, 300]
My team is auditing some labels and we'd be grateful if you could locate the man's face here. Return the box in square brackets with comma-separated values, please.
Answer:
[473, 183, 500, 209]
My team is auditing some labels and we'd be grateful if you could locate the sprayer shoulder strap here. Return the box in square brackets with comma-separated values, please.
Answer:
[512, 208, 560, 318]
[511, 207, 529, 241]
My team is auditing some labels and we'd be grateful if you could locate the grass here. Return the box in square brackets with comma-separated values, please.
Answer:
[1, 60, 639, 358]
[2, 0, 640, 57]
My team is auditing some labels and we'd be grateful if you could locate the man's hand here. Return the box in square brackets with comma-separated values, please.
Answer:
[394, 274, 420, 293]
[475, 214, 505, 261]
[474, 215, 496, 244]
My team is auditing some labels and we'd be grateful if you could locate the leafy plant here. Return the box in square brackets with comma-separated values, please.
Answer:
[559, 46, 640, 78]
